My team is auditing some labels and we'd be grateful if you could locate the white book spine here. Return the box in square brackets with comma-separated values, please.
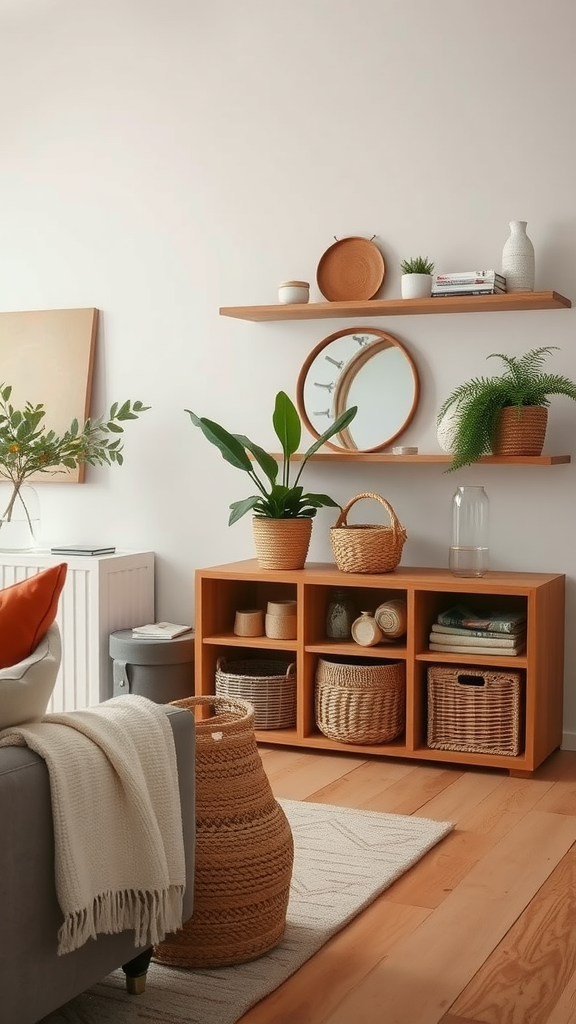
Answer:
[429, 642, 523, 656]
[429, 631, 519, 648]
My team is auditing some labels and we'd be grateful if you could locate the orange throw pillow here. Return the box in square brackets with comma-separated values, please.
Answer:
[0, 563, 68, 669]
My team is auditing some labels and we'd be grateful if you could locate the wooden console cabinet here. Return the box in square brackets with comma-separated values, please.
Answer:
[195, 560, 565, 774]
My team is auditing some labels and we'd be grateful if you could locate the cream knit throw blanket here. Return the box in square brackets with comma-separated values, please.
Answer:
[0, 694, 186, 955]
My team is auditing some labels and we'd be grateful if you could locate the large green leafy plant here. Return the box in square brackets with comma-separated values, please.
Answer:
[187, 390, 357, 524]
[437, 346, 576, 470]
[0, 383, 150, 528]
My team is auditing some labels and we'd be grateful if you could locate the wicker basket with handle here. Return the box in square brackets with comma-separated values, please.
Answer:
[330, 492, 407, 573]
[215, 657, 296, 729]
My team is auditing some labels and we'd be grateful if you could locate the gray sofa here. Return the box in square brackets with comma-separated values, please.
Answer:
[0, 703, 195, 1024]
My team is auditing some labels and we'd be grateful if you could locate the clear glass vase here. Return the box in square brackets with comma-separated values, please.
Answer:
[449, 485, 489, 578]
[0, 482, 40, 551]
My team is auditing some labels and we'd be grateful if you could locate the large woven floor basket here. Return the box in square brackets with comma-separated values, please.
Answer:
[215, 657, 296, 729]
[427, 666, 523, 756]
[330, 492, 407, 573]
[153, 695, 294, 968]
[315, 656, 405, 744]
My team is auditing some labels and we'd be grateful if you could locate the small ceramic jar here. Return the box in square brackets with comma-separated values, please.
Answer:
[234, 608, 264, 637]
[265, 613, 297, 639]
[278, 281, 310, 304]
[351, 611, 383, 647]
[326, 589, 355, 639]
[267, 599, 297, 616]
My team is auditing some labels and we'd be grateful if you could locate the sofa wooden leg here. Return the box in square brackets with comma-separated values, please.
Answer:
[122, 947, 153, 994]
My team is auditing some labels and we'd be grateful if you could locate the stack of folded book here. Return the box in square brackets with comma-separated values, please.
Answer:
[432, 270, 507, 297]
[429, 604, 526, 656]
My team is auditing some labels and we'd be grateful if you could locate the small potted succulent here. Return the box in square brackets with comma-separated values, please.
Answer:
[400, 256, 435, 299]
[436, 346, 576, 470]
[187, 390, 357, 569]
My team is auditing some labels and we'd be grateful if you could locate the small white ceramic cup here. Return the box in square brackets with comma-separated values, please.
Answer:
[278, 281, 310, 304]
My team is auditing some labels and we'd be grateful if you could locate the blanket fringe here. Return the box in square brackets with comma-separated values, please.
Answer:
[57, 884, 186, 956]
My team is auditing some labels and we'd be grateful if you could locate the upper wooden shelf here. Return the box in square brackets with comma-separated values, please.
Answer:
[276, 452, 571, 465]
[219, 290, 572, 322]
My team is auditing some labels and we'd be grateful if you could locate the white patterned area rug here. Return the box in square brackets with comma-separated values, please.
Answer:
[42, 799, 452, 1024]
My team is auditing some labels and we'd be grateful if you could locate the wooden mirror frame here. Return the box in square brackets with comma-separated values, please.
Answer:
[296, 326, 420, 453]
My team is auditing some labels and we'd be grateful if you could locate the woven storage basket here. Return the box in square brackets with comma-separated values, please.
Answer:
[330, 492, 407, 573]
[215, 657, 296, 729]
[315, 656, 405, 744]
[427, 666, 523, 756]
[154, 695, 294, 968]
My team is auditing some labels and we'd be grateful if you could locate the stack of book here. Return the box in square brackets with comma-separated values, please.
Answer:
[429, 604, 526, 656]
[432, 270, 506, 297]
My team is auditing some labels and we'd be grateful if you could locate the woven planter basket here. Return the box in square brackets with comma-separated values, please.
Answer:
[315, 656, 406, 744]
[492, 405, 548, 457]
[330, 492, 407, 574]
[215, 657, 296, 729]
[252, 516, 312, 570]
[153, 695, 294, 968]
[427, 666, 523, 756]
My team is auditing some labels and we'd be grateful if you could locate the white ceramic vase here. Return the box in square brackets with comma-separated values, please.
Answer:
[401, 274, 432, 299]
[501, 220, 535, 292]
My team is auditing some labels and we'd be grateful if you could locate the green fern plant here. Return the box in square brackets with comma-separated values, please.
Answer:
[437, 346, 576, 471]
[400, 256, 435, 275]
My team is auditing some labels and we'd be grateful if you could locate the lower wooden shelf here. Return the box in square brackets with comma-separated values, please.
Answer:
[195, 560, 566, 775]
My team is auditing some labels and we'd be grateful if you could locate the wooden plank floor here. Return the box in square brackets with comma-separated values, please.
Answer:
[239, 746, 576, 1024]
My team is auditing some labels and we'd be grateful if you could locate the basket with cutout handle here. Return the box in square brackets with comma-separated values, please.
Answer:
[330, 492, 407, 573]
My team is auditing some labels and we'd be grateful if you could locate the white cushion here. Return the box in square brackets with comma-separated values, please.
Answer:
[0, 623, 61, 729]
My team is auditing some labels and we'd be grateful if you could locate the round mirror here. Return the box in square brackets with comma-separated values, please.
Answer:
[296, 327, 420, 452]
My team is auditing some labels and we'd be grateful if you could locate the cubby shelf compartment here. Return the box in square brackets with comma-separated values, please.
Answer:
[195, 560, 566, 776]
[219, 290, 572, 322]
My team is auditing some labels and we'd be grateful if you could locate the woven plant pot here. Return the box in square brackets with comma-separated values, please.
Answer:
[315, 656, 406, 744]
[492, 405, 548, 457]
[154, 695, 294, 968]
[252, 516, 312, 570]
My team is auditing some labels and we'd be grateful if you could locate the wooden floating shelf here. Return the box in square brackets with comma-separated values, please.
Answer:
[269, 452, 571, 465]
[219, 290, 572, 322]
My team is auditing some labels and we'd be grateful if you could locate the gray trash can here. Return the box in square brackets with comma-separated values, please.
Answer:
[109, 629, 195, 704]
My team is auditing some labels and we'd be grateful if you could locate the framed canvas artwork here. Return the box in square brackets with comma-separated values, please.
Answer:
[0, 307, 98, 483]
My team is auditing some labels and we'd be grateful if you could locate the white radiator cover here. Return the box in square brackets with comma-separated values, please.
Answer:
[0, 550, 155, 712]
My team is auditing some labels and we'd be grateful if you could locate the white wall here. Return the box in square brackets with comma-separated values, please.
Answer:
[1, 0, 575, 743]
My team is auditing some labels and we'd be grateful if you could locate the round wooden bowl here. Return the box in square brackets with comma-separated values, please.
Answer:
[316, 236, 385, 301]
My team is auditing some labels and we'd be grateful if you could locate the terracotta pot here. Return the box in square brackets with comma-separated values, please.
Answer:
[492, 406, 548, 457]
[252, 517, 312, 570]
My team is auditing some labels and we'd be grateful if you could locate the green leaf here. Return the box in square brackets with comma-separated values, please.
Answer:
[234, 434, 278, 485]
[302, 405, 358, 463]
[186, 410, 253, 472]
[228, 494, 261, 525]
[272, 392, 301, 462]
